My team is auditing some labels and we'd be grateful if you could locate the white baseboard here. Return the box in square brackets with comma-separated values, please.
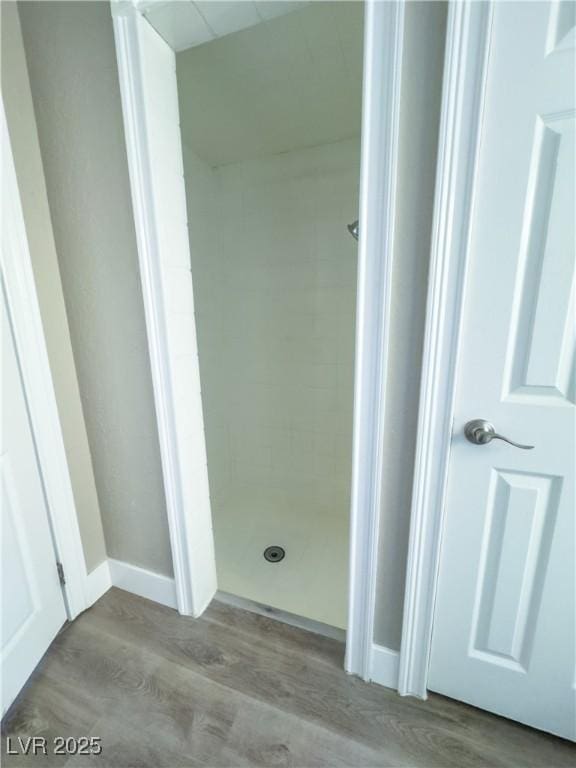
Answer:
[85, 558, 178, 611]
[108, 558, 177, 609]
[369, 643, 400, 689]
[85, 560, 112, 607]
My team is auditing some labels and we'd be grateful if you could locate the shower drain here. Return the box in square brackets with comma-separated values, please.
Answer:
[263, 545, 285, 563]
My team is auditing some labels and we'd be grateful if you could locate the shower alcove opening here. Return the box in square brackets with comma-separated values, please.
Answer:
[113, 0, 404, 687]
[176, 0, 364, 632]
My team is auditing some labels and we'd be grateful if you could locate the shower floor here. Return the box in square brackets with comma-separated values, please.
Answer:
[212, 486, 349, 630]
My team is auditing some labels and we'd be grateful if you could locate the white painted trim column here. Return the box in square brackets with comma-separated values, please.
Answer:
[345, 0, 405, 682]
[111, 2, 216, 617]
[398, 1, 494, 698]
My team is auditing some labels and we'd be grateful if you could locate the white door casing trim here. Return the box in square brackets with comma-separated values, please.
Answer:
[397, 1, 494, 698]
[111, 1, 216, 617]
[345, 0, 405, 682]
[1, 101, 88, 620]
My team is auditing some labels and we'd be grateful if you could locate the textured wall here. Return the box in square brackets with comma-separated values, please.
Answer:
[2, 1, 107, 573]
[19, 1, 173, 576]
[373, 1, 448, 650]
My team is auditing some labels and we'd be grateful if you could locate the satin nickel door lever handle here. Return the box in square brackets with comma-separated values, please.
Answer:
[464, 419, 534, 449]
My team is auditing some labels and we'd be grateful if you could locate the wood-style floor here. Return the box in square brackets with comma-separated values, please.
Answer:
[2, 588, 574, 767]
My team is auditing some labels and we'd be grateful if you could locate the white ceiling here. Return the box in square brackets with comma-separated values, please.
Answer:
[137, 1, 307, 52]
[175, 1, 364, 167]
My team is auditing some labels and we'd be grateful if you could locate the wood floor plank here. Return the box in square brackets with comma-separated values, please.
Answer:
[203, 600, 345, 669]
[1, 668, 102, 768]
[82, 590, 576, 767]
[2, 588, 574, 768]
[215, 695, 392, 768]
[65, 714, 203, 768]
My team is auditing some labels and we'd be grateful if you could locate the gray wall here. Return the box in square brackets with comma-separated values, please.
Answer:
[18, 1, 173, 577]
[373, 1, 447, 649]
[2, 1, 107, 573]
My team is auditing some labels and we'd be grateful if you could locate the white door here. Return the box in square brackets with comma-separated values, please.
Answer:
[1, 223, 67, 716]
[428, 1, 575, 741]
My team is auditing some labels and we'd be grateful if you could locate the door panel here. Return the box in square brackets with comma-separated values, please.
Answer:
[505, 114, 574, 404]
[1, 290, 67, 715]
[471, 470, 561, 671]
[428, 1, 575, 740]
[2, 461, 39, 649]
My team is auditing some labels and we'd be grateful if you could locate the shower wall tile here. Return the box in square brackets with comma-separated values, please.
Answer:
[184, 136, 359, 627]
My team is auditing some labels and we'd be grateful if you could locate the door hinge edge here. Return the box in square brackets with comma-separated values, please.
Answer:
[56, 561, 66, 586]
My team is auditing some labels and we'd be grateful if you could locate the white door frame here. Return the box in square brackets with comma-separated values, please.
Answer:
[397, 1, 494, 698]
[345, 0, 405, 681]
[2, 102, 89, 620]
[111, 0, 405, 678]
[111, 0, 217, 617]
